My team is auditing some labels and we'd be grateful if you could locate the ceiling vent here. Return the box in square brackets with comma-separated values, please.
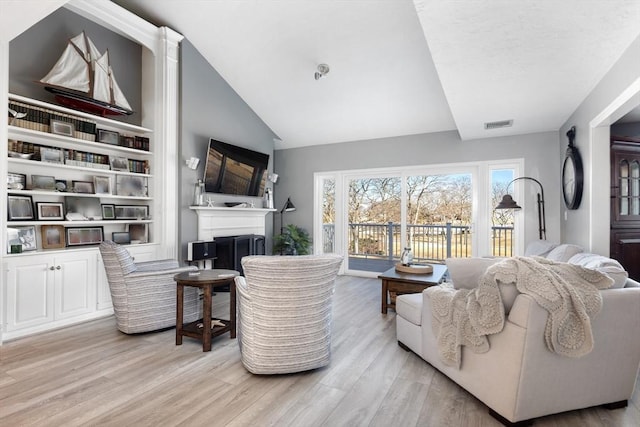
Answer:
[484, 119, 513, 130]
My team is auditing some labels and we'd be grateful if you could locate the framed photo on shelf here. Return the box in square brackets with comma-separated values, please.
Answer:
[101, 204, 116, 220]
[97, 129, 119, 145]
[65, 196, 102, 220]
[66, 227, 104, 247]
[40, 147, 64, 164]
[116, 175, 147, 197]
[93, 176, 111, 195]
[7, 226, 37, 252]
[110, 156, 129, 172]
[55, 179, 68, 192]
[36, 202, 65, 220]
[114, 205, 149, 220]
[8, 195, 34, 220]
[41, 225, 66, 249]
[127, 223, 148, 243]
[72, 180, 94, 194]
[50, 119, 75, 137]
[7, 172, 26, 190]
[31, 175, 57, 191]
[112, 231, 131, 245]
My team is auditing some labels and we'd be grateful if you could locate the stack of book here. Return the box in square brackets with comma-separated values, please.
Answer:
[9, 100, 97, 141]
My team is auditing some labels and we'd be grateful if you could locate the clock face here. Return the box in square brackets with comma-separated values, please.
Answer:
[562, 147, 583, 209]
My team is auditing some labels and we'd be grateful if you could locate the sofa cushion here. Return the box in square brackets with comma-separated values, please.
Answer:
[545, 244, 583, 262]
[568, 253, 628, 289]
[524, 240, 558, 257]
[396, 293, 422, 326]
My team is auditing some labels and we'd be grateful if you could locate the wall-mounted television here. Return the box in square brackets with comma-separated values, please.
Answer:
[203, 139, 270, 197]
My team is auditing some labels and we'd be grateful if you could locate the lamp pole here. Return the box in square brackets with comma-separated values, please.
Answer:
[496, 177, 546, 240]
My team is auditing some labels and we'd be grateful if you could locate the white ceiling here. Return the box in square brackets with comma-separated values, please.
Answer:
[7, 1, 640, 149]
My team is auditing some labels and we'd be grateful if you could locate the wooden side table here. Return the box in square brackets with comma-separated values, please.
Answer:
[378, 264, 448, 314]
[174, 269, 238, 352]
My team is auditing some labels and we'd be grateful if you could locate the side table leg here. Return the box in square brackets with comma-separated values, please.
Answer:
[203, 285, 212, 352]
[381, 279, 388, 314]
[230, 279, 236, 339]
[176, 284, 184, 345]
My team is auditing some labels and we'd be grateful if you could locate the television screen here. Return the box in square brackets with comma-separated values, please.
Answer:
[203, 139, 269, 197]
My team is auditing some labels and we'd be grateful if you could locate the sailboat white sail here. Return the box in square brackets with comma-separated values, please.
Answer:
[40, 31, 133, 115]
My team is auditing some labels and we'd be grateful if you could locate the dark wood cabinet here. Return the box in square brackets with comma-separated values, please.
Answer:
[610, 137, 640, 281]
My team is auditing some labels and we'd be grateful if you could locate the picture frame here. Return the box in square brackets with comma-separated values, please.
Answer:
[112, 231, 131, 245]
[55, 179, 68, 192]
[40, 147, 64, 164]
[36, 202, 65, 220]
[101, 204, 116, 220]
[72, 180, 94, 194]
[31, 175, 57, 191]
[50, 119, 75, 137]
[66, 227, 104, 247]
[93, 176, 111, 195]
[116, 175, 147, 197]
[7, 226, 37, 252]
[65, 196, 102, 220]
[110, 156, 129, 172]
[8, 195, 34, 220]
[41, 225, 66, 249]
[97, 129, 120, 145]
[127, 223, 148, 243]
[114, 205, 149, 220]
[7, 172, 26, 190]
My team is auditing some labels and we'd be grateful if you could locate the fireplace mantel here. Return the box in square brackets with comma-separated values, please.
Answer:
[190, 206, 276, 239]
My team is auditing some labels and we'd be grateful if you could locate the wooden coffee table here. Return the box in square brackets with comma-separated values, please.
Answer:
[379, 264, 448, 314]
[174, 269, 238, 352]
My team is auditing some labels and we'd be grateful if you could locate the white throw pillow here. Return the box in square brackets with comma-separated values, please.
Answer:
[546, 244, 583, 262]
[568, 253, 628, 289]
[524, 240, 559, 257]
[446, 257, 501, 290]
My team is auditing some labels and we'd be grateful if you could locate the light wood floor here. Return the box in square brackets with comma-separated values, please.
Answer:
[1, 275, 638, 426]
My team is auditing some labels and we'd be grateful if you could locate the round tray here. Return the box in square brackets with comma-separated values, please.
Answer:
[395, 263, 433, 274]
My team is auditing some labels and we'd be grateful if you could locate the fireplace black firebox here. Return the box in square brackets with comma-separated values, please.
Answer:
[214, 234, 265, 276]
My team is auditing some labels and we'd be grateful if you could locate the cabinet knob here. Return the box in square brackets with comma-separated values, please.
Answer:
[49, 266, 55, 271]
[56, 266, 61, 270]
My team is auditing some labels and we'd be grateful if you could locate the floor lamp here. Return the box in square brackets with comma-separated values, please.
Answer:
[495, 177, 546, 240]
[280, 197, 296, 234]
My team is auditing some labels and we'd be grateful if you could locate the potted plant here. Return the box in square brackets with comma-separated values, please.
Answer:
[273, 224, 312, 255]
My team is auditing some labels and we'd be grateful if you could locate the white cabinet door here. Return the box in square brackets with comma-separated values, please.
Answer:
[5, 256, 53, 331]
[54, 252, 96, 320]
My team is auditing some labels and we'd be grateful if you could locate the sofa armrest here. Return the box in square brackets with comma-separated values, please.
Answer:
[624, 277, 640, 288]
[135, 259, 180, 271]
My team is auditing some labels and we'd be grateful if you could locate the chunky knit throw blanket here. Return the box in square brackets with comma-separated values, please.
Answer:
[427, 256, 614, 368]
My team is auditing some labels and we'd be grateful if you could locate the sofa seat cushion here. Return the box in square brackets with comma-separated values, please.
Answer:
[568, 253, 628, 289]
[396, 293, 423, 326]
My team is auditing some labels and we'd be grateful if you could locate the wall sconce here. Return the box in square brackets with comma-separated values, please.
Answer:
[495, 177, 546, 240]
[314, 63, 330, 80]
[267, 173, 279, 184]
[185, 157, 200, 170]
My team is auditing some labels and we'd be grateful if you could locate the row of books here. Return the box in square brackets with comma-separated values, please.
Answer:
[9, 101, 97, 141]
[128, 159, 150, 174]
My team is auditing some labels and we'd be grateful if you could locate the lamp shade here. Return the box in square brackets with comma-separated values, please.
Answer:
[495, 194, 522, 210]
[281, 197, 296, 213]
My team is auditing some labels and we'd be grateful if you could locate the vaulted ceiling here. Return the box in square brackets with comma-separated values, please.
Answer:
[4, 1, 640, 149]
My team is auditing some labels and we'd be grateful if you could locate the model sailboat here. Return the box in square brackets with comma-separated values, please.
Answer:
[40, 32, 134, 116]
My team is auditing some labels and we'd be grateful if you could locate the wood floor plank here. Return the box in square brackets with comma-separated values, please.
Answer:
[0, 275, 637, 427]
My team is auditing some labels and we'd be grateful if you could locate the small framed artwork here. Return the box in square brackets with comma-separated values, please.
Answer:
[94, 176, 111, 195]
[7, 173, 26, 190]
[55, 179, 68, 192]
[110, 156, 129, 172]
[112, 231, 131, 244]
[101, 204, 116, 220]
[31, 175, 57, 191]
[97, 129, 120, 145]
[72, 180, 94, 194]
[116, 175, 148, 197]
[128, 223, 148, 243]
[40, 147, 65, 164]
[66, 227, 104, 247]
[8, 195, 34, 220]
[115, 205, 149, 220]
[36, 202, 65, 220]
[50, 119, 75, 137]
[41, 225, 66, 249]
[7, 226, 37, 251]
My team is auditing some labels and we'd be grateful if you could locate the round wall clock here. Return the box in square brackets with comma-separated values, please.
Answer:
[562, 126, 583, 210]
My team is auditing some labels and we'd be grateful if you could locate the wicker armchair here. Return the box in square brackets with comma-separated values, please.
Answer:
[99, 241, 200, 334]
[234, 254, 343, 374]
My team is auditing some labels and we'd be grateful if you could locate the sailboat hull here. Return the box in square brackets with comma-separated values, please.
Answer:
[45, 86, 134, 116]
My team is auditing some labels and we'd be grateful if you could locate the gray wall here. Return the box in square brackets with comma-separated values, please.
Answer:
[275, 130, 561, 247]
[179, 40, 278, 258]
[9, 7, 142, 125]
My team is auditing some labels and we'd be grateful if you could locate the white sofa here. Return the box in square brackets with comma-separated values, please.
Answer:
[395, 244, 640, 425]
